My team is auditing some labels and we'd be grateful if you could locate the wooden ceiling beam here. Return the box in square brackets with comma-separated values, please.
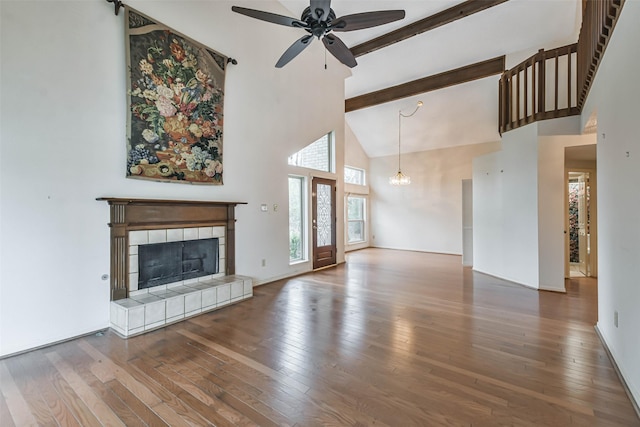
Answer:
[350, 0, 510, 57]
[345, 56, 505, 112]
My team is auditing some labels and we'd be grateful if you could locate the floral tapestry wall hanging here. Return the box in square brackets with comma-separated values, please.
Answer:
[125, 7, 226, 184]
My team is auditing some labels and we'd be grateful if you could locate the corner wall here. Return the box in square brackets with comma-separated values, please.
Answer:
[473, 125, 540, 288]
[581, 0, 640, 406]
[370, 142, 500, 255]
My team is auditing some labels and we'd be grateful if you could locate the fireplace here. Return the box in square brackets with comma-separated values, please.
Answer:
[99, 198, 252, 337]
[97, 198, 245, 300]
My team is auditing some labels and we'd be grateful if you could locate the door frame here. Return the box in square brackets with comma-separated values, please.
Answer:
[564, 168, 598, 278]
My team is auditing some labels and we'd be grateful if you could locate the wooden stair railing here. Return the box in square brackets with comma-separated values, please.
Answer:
[499, 44, 579, 134]
[499, 0, 625, 134]
[577, 0, 625, 109]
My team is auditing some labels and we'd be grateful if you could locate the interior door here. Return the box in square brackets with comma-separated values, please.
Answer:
[311, 177, 337, 269]
[577, 173, 589, 276]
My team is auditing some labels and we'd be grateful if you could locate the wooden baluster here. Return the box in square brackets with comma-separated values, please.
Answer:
[538, 49, 545, 116]
[508, 73, 513, 130]
[524, 63, 529, 122]
[499, 75, 504, 133]
[532, 58, 537, 120]
[516, 70, 520, 124]
[553, 50, 560, 111]
[568, 47, 572, 109]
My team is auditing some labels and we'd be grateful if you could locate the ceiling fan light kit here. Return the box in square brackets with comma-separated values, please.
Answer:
[232, 0, 404, 68]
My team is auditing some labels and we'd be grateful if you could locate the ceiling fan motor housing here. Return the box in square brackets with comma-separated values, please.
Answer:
[301, 6, 336, 38]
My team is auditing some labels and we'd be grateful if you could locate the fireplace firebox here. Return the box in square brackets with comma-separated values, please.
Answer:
[138, 238, 219, 289]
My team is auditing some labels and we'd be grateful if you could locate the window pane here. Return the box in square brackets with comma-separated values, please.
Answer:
[288, 133, 332, 172]
[347, 197, 363, 220]
[344, 166, 365, 185]
[289, 176, 304, 262]
[348, 221, 364, 243]
[346, 196, 366, 244]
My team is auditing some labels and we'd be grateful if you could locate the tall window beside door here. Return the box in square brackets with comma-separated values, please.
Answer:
[288, 176, 306, 263]
[347, 195, 366, 243]
[345, 166, 367, 245]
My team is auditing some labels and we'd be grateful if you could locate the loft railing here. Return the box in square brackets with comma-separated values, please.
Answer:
[499, 44, 579, 134]
[577, 0, 624, 108]
[499, 0, 625, 134]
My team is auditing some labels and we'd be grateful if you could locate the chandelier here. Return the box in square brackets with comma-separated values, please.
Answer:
[389, 100, 423, 185]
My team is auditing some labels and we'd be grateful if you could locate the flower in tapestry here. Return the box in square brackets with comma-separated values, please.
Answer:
[125, 8, 227, 184]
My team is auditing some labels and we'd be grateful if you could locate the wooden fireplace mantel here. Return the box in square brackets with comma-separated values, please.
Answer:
[97, 198, 246, 300]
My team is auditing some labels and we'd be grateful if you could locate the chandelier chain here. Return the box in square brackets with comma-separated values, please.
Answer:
[390, 101, 422, 186]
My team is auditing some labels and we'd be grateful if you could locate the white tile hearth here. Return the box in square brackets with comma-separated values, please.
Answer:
[110, 275, 253, 338]
[185, 292, 202, 316]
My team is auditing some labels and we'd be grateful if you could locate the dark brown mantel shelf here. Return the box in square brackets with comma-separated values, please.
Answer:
[97, 197, 246, 300]
[97, 197, 247, 206]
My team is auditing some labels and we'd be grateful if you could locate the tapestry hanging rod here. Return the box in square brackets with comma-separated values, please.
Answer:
[105, 0, 238, 65]
[106, 0, 123, 16]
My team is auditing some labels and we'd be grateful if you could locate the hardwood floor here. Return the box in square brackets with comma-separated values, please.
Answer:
[1, 249, 638, 426]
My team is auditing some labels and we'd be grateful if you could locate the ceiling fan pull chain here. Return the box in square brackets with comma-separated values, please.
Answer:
[325, 46, 327, 70]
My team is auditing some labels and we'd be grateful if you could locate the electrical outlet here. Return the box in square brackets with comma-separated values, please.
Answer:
[261, 259, 266, 267]
[614, 311, 619, 327]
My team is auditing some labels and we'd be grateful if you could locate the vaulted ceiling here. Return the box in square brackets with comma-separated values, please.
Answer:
[278, 0, 582, 158]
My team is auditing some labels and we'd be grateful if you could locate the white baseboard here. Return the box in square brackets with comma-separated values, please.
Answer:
[594, 324, 640, 419]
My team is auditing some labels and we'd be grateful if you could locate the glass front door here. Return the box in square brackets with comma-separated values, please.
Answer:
[312, 177, 336, 269]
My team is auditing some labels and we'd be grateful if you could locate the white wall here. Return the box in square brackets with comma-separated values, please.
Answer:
[581, 0, 640, 405]
[461, 179, 473, 266]
[370, 141, 500, 254]
[345, 122, 370, 173]
[538, 134, 596, 291]
[0, 0, 349, 356]
[472, 152, 503, 273]
[473, 125, 540, 288]
[474, 126, 596, 291]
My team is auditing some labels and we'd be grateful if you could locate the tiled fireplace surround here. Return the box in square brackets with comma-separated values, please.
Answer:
[99, 198, 251, 338]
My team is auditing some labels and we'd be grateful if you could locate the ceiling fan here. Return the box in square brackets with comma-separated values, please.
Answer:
[231, 0, 405, 68]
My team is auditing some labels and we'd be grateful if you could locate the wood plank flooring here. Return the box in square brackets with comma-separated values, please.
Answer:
[1, 249, 638, 426]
